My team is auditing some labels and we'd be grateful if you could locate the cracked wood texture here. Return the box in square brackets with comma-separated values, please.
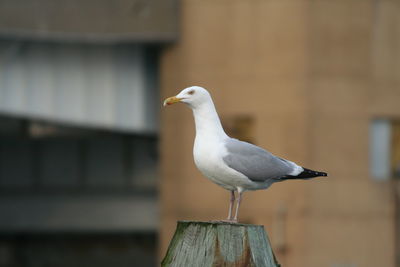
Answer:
[162, 221, 280, 267]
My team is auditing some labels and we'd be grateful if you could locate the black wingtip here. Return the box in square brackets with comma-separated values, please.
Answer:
[281, 168, 327, 180]
[314, 170, 328, 177]
[302, 168, 327, 178]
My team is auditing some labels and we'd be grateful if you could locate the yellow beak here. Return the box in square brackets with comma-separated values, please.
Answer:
[163, 96, 182, 106]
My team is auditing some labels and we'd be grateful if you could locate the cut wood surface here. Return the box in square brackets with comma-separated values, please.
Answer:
[162, 221, 280, 267]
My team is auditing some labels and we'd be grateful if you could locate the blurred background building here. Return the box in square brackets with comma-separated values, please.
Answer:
[0, 0, 399, 267]
[160, 1, 400, 267]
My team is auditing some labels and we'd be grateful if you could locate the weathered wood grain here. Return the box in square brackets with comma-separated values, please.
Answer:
[162, 221, 280, 267]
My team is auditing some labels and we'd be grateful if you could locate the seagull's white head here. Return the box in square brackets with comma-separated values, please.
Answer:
[163, 86, 212, 109]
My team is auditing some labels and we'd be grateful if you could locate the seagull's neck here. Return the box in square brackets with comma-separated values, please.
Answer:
[192, 100, 228, 141]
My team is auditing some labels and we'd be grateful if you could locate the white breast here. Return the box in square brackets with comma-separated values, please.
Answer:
[193, 137, 259, 191]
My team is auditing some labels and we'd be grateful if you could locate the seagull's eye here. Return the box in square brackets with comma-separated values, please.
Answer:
[188, 90, 195, 95]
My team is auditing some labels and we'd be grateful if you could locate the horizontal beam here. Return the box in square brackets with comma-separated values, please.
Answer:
[0, 195, 158, 232]
[0, 0, 178, 43]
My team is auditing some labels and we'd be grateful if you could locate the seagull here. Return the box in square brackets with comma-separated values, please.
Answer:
[163, 86, 327, 222]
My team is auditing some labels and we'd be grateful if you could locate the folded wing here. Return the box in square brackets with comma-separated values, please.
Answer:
[223, 138, 300, 182]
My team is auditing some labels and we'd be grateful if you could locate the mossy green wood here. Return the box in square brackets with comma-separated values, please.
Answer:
[162, 221, 280, 267]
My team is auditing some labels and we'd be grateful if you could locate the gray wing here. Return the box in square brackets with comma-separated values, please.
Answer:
[223, 138, 295, 182]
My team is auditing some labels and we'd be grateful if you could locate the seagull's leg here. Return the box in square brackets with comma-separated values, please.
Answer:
[233, 188, 244, 222]
[227, 190, 235, 221]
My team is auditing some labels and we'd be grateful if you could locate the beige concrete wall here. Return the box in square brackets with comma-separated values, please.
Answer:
[160, 0, 400, 266]
[303, 1, 398, 266]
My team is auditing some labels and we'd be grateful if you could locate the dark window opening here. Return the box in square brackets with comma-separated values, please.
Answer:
[0, 115, 158, 195]
[0, 232, 157, 267]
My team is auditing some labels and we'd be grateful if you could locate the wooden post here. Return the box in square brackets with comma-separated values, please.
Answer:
[162, 221, 280, 267]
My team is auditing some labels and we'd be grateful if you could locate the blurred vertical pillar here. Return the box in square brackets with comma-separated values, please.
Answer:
[372, 1, 400, 266]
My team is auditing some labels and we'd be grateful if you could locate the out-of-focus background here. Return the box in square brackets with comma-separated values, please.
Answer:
[0, 0, 399, 266]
